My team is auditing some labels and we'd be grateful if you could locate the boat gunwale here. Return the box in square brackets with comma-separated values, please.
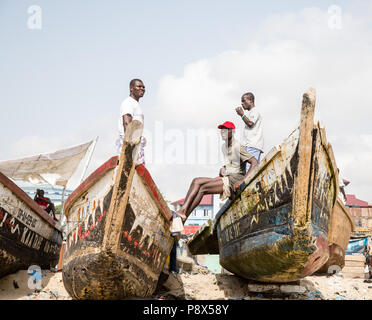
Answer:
[0, 171, 57, 228]
[212, 144, 283, 228]
[63, 156, 172, 224]
[317, 122, 338, 210]
[64, 156, 119, 216]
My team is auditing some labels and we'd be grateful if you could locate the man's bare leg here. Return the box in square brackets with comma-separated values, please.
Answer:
[184, 178, 224, 218]
[177, 177, 220, 221]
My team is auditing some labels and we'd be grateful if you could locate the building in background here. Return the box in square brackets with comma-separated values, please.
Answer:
[336, 177, 372, 233]
[346, 193, 372, 232]
[171, 194, 214, 227]
[171, 194, 224, 235]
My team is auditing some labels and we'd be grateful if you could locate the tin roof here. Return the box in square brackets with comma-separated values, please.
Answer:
[346, 194, 370, 207]
[183, 225, 201, 235]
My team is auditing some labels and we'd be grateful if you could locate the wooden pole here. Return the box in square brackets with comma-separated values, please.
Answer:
[79, 136, 99, 185]
[60, 186, 66, 221]
[292, 88, 316, 228]
[102, 120, 143, 253]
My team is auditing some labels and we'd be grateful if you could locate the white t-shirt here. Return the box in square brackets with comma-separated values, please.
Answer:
[118, 96, 144, 137]
[221, 139, 254, 175]
[242, 107, 264, 151]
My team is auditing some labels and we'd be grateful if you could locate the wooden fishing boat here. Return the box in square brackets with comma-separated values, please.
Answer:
[318, 197, 355, 273]
[62, 121, 174, 299]
[0, 172, 63, 278]
[188, 88, 343, 282]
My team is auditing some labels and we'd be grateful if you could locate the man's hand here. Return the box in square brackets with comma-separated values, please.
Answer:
[235, 107, 244, 117]
[219, 167, 226, 177]
[233, 180, 243, 192]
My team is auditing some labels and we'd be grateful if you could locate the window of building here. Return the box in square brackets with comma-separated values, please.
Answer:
[204, 209, 208, 217]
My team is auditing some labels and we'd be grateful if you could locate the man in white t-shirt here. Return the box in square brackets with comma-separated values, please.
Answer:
[116, 79, 146, 165]
[235, 92, 264, 172]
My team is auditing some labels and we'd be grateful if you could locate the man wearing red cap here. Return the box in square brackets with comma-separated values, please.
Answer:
[175, 121, 258, 221]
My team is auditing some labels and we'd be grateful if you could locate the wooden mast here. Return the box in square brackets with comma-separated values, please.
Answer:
[292, 88, 316, 229]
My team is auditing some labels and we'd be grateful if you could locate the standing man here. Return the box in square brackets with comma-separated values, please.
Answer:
[116, 79, 146, 165]
[235, 92, 264, 172]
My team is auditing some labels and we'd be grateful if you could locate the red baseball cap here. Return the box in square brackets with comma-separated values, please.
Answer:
[218, 121, 236, 129]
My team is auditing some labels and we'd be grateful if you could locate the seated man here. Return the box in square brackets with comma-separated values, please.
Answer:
[34, 189, 57, 221]
[176, 121, 258, 221]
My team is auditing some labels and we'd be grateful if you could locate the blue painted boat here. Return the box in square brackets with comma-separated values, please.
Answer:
[188, 88, 342, 282]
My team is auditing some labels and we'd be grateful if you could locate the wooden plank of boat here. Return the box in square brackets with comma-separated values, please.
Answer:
[62, 120, 174, 299]
[188, 88, 339, 282]
[0, 171, 63, 278]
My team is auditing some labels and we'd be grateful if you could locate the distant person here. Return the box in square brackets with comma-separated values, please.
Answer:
[169, 211, 181, 274]
[176, 121, 257, 221]
[235, 92, 264, 172]
[116, 79, 146, 165]
[34, 189, 57, 221]
[337, 168, 347, 203]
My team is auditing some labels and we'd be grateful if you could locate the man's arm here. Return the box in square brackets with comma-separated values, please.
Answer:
[242, 115, 255, 128]
[122, 114, 133, 132]
[235, 107, 255, 128]
[233, 157, 258, 191]
[340, 186, 347, 202]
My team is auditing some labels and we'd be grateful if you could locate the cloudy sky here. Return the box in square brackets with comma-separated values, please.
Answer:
[1, 0, 371, 203]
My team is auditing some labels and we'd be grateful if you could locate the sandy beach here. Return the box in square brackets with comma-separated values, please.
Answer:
[1, 266, 372, 300]
[0, 269, 71, 300]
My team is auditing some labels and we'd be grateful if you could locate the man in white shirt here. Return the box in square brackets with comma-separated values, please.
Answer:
[235, 92, 264, 172]
[116, 79, 146, 165]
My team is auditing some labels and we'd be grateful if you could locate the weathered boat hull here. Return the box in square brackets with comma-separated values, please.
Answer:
[217, 127, 335, 282]
[318, 198, 354, 273]
[0, 172, 63, 278]
[189, 89, 340, 282]
[62, 121, 173, 299]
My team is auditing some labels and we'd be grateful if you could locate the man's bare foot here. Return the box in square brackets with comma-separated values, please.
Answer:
[176, 210, 187, 222]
